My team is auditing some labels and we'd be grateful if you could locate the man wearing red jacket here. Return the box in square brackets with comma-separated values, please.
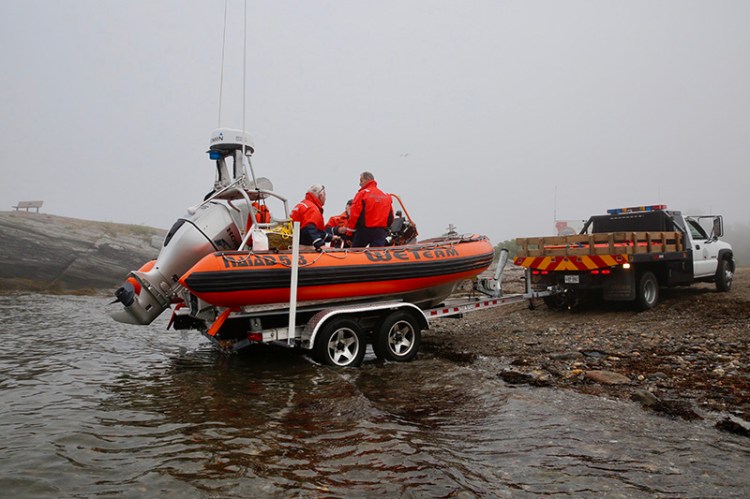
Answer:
[290, 184, 337, 250]
[346, 171, 393, 247]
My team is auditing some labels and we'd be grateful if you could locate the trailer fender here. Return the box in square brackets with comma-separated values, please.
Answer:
[302, 302, 426, 350]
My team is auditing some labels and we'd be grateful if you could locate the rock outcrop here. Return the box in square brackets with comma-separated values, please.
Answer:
[0, 211, 166, 292]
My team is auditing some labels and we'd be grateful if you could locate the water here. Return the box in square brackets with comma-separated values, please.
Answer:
[1, 293, 749, 497]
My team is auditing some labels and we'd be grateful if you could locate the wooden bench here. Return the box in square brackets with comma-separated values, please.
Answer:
[12, 200, 43, 213]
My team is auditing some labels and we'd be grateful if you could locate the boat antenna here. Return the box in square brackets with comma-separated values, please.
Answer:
[217, 0, 228, 128]
[241, 0, 258, 187]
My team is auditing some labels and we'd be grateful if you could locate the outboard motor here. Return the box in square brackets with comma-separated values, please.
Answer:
[109, 128, 256, 325]
[109, 202, 241, 325]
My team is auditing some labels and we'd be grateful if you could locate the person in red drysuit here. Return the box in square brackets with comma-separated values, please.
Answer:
[325, 199, 353, 248]
[345, 171, 393, 247]
[290, 184, 337, 250]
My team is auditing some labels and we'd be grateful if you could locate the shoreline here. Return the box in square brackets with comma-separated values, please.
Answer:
[424, 267, 750, 435]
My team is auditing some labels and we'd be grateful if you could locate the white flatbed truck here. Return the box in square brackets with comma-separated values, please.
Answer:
[515, 204, 735, 310]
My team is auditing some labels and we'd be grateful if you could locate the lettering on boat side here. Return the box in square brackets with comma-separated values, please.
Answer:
[219, 247, 460, 268]
[365, 247, 459, 262]
[221, 254, 309, 268]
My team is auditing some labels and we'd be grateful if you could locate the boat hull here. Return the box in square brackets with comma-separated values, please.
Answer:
[180, 236, 494, 308]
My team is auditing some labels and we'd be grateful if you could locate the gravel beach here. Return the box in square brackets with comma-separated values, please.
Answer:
[424, 267, 750, 430]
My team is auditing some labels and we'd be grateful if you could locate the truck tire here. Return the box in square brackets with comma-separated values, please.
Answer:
[314, 318, 366, 367]
[543, 294, 566, 311]
[372, 311, 421, 362]
[715, 258, 734, 292]
[636, 271, 659, 310]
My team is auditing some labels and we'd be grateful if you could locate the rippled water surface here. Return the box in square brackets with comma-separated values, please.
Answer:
[1, 293, 750, 497]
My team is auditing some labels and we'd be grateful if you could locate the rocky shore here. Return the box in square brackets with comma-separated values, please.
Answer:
[425, 267, 750, 434]
[0, 211, 165, 293]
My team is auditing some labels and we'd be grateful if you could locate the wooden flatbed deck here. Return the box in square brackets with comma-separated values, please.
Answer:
[516, 232, 683, 258]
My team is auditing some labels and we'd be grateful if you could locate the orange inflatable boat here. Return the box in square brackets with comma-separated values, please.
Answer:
[107, 129, 497, 329]
[180, 235, 494, 309]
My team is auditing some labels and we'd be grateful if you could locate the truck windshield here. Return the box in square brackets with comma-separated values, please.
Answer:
[687, 220, 708, 240]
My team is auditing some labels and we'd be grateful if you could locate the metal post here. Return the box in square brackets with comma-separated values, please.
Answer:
[493, 248, 509, 296]
[288, 221, 300, 346]
[525, 267, 532, 295]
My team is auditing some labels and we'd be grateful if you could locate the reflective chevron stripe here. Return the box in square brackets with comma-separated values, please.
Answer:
[513, 254, 628, 271]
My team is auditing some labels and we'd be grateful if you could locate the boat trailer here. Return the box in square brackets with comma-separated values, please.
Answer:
[171, 243, 555, 367]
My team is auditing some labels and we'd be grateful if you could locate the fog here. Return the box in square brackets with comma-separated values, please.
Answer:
[2, 1, 749, 245]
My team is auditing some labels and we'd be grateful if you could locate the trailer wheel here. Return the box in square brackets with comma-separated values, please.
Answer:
[373, 311, 421, 362]
[636, 271, 659, 310]
[314, 318, 366, 367]
[715, 258, 734, 292]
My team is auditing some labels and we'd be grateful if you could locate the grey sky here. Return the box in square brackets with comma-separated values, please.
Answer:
[2, 1, 749, 244]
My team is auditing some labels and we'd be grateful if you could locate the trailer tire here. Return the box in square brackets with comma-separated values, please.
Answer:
[636, 271, 659, 310]
[373, 311, 421, 362]
[715, 258, 734, 292]
[314, 318, 366, 367]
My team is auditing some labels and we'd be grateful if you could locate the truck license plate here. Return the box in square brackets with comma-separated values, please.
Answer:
[564, 275, 580, 284]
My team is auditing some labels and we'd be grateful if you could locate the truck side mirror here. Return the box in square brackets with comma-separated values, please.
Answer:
[712, 216, 723, 239]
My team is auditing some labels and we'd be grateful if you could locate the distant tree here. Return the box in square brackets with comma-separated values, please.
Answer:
[493, 239, 519, 261]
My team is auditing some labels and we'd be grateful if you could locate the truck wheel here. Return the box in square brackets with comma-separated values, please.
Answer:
[373, 311, 421, 362]
[543, 295, 566, 311]
[314, 318, 366, 367]
[636, 271, 659, 310]
[715, 258, 734, 292]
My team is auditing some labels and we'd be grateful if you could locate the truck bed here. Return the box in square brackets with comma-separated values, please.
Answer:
[516, 231, 683, 258]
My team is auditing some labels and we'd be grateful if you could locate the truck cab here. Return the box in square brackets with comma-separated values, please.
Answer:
[684, 215, 732, 280]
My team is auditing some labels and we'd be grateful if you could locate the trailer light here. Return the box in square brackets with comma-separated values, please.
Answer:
[541, 270, 549, 275]
[532, 270, 540, 275]
[622, 263, 631, 270]
[247, 332, 263, 342]
[591, 270, 600, 275]
[601, 269, 611, 275]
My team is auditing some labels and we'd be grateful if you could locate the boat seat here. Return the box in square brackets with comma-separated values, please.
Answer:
[388, 210, 418, 246]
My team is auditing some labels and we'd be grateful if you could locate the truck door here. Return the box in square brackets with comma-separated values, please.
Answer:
[687, 219, 719, 277]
